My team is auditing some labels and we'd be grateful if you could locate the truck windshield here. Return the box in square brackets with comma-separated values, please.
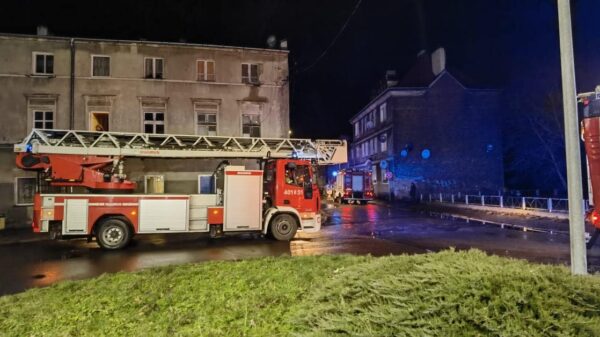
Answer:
[285, 164, 311, 187]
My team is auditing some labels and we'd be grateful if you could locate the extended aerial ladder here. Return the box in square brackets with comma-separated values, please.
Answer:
[14, 129, 348, 249]
[14, 129, 347, 192]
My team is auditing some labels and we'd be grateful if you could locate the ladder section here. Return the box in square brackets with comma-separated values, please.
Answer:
[14, 129, 348, 164]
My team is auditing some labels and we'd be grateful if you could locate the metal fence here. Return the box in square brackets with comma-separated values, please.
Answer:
[423, 192, 588, 214]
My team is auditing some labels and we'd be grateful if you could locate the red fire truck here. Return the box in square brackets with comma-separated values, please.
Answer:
[332, 169, 374, 204]
[14, 129, 347, 249]
[579, 89, 600, 249]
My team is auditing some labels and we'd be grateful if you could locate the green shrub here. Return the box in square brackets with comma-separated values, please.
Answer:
[294, 250, 600, 337]
[0, 250, 598, 337]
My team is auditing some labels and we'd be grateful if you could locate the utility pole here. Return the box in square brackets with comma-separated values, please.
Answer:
[557, 0, 587, 275]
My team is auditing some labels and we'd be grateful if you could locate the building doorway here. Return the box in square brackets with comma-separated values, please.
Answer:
[90, 112, 109, 132]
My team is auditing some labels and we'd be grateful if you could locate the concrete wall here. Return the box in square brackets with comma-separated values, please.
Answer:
[0, 34, 289, 227]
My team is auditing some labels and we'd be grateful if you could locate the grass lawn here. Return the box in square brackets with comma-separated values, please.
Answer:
[1, 250, 599, 337]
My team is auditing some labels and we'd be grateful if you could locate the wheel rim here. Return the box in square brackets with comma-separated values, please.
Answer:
[102, 225, 124, 247]
[276, 219, 293, 236]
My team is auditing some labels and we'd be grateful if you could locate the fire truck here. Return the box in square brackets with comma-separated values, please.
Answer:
[14, 129, 347, 250]
[332, 169, 374, 204]
[579, 89, 600, 249]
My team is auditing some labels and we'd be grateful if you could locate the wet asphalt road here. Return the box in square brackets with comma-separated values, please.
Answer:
[1, 203, 599, 296]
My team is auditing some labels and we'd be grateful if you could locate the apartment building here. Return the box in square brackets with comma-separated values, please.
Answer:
[349, 48, 503, 199]
[0, 32, 289, 227]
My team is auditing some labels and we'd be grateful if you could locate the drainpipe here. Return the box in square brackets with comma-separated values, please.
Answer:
[69, 38, 75, 129]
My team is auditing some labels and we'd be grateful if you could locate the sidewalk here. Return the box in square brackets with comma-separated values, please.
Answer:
[409, 202, 597, 235]
[0, 228, 49, 245]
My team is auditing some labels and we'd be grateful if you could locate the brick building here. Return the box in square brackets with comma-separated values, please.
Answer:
[349, 48, 503, 199]
[0, 31, 289, 227]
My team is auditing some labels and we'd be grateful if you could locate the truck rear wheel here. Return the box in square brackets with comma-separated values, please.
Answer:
[96, 218, 132, 250]
[270, 214, 298, 241]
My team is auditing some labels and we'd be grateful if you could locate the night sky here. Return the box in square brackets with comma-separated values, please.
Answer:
[0, 0, 599, 141]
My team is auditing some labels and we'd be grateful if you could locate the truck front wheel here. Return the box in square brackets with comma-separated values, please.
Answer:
[96, 218, 132, 250]
[270, 214, 298, 241]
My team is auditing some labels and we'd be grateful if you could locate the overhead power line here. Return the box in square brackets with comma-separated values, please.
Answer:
[296, 0, 363, 74]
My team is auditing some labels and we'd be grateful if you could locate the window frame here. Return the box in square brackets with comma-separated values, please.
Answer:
[91, 55, 111, 77]
[380, 135, 388, 153]
[32, 110, 54, 129]
[144, 57, 164, 79]
[196, 59, 216, 82]
[241, 113, 261, 137]
[380, 103, 387, 122]
[142, 111, 166, 134]
[144, 175, 165, 194]
[32, 52, 54, 75]
[14, 177, 37, 206]
[241, 63, 260, 84]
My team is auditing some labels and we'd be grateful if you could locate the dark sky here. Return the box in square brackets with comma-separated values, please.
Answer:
[1, 0, 598, 139]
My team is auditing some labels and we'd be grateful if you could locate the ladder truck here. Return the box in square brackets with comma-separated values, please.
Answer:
[14, 129, 347, 250]
[579, 88, 600, 249]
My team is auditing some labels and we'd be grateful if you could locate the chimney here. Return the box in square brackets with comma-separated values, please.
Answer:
[431, 47, 446, 76]
[385, 70, 398, 87]
[37, 25, 49, 36]
[279, 39, 288, 50]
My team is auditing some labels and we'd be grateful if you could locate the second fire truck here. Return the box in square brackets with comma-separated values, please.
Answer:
[14, 129, 347, 250]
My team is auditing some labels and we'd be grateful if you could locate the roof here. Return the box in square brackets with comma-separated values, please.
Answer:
[0, 32, 289, 55]
[350, 52, 500, 123]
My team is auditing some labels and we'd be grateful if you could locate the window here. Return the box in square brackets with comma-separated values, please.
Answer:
[144, 175, 164, 194]
[354, 123, 360, 137]
[198, 174, 216, 194]
[380, 103, 387, 122]
[92, 55, 110, 77]
[144, 57, 164, 79]
[242, 114, 260, 137]
[33, 52, 54, 75]
[372, 165, 378, 184]
[380, 134, 388, 153]
[15, 177, 36, 205]
[195, 102, 218, 136]
[284, 164, 311, 187]
[242, 63, 259, 84]
[197, 60, 215, 81]
[33, 110, 53, 129]
[143, 112, 165, 134]
[382, 168, 389, 184]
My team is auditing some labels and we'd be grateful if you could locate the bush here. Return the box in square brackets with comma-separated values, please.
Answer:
[295, 250, 600, 337]
[0, 250, 598, 337]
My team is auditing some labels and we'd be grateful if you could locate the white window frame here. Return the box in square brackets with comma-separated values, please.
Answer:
[241, 63, 260, 84]
[380, 103, 387, 122]
[195, 102, 219, 136]
[32, 110, 55, 129]
[142, 111, 166, 134]
[91, 55, 111, 77]
[32, 52, 54, 75]
[241, 113, 261, 137]
[14, 177, 36, 206]
[144, 57, 164, 79]
[197, 59, 216, 81]
[380, 137, 388, 153]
